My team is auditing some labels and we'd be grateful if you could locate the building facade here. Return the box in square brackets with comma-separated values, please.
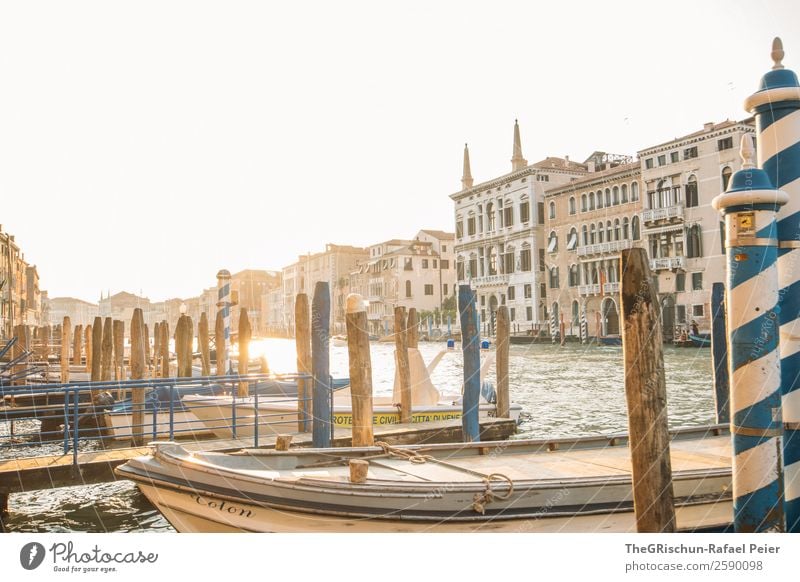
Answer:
[544, 159, 644, 338]
[451, 121, 587, 332]
[638, 119, 755, 338]
[1, 226, 46, 335]
[47, 297, 99, 328]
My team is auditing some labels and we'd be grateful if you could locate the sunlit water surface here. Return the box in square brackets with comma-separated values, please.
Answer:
[2, 339, 714, 532]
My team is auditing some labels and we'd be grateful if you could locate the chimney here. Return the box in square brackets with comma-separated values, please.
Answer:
[587, 161, 596, 173]
[704, 122, 714, 131]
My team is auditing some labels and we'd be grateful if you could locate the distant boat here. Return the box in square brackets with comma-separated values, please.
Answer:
[688, 333, 711, 348]
[598, 335, 622, 346]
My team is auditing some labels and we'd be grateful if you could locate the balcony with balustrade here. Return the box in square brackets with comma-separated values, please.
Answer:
[469, 274, 510, 288]
[649, 256, 686, 271]
[578, 284, 600, 296]
[576, 239, 632, 257]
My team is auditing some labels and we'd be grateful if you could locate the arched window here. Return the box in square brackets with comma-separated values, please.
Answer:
[581, 194, 587, 212]
[632, 216, 641, 240]
[591, 266, 599, 284]
[687, 224, 703, 258]
[567, 227, 578, 251]
[598, 221, 605, 243]
[487, 202, 496, 230]
[631, 182, 640, 201]
[590, 223, 597, 244]
[721, 166, 733, 191]
[614, 218, 621, 241]
[547, 230, 558, 253]
[621, 184, 628, 203]
[405, 280, 412, 298]
[686, 175, 699, 207]
[597, 191, 604, 209]
[606, 220, 612, 242]
[589, 192, 596, 211]
[572, 300, 580, 327]
[549, 268, 560, 289]
[569, 264, 579, 287]
[549, 201, 556, 220]
[477, 204, 483, 233]
[569, 196, 576, 215]
[582, 224, 588, 246]
[612, 186, 620, 205]
[605, 188, 611, 207]
[622, 217, 630, 239]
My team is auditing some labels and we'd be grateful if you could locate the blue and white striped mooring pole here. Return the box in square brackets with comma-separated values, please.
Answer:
[458, 284, 481, 442]
[745, 37, 800, 532]
[216, 269, 232, 375]
[712, 134, 789, 532]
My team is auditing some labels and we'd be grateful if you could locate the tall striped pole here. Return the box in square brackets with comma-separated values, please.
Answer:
[216, 269, 232, 375]
[580, 302, 588, 344]
[549, 308, 557, 343]
[712, 134, 788, 532]
[745, 38, 800, 532]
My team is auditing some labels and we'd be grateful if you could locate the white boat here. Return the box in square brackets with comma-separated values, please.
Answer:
[181, 347, 521, 439]
[116, 424, 733, 533]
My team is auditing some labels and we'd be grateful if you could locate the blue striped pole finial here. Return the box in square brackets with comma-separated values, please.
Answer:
[216, 269, 232, 375]
[712, 134, 789, 532]
[745, 37, 800, 532]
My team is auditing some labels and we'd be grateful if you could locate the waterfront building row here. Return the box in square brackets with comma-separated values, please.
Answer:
[452, 118, 755, 339]
[1, 224, 46, 336]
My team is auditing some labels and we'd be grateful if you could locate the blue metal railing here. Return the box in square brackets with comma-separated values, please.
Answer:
[0, 372, 333, 464]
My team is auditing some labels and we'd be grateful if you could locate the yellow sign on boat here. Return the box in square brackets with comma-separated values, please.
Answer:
[333, 411, 463, 426]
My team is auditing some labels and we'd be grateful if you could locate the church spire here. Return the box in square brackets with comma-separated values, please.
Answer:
[511, 119, 527, 171]
[461, 143, 474, 190]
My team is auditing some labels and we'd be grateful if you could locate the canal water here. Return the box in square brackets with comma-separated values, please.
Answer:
[2, 339, 715, 532]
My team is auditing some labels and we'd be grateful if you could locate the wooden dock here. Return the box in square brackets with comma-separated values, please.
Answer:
[0, 417, 517, 500]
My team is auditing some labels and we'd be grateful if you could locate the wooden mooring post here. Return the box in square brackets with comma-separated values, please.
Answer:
[113, 319, 124, 381]
[198, 312, 211, 376]
[311, 282, 331, 448]
[346, 294, 374, 447]
[90, 317, 102, 383]
[176, 315, 193, 378]
[101, 317, 113, 382]
[620, 248, 675, 533]
[458, 284, 481, 442]
[295, 293, 312, 432]
[143, 323, 151, 376]
[394, 306, 411, 424]
[238, 309, 251, 396]
[496, 305, 510, 419]
[130, 308, 146, 446]
[72, 324, 83, 366]
[60, 316, 71, 384]
[152, 322, 161, 377]
[407, 307, 418, 349]
[710, 282, 730, 425]
[159, 321, 169, 379]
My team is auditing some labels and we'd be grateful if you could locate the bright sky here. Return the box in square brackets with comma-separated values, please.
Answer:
[0, 0, 797, 303]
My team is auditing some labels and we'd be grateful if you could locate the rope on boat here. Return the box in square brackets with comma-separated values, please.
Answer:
[375, 441, 434, 464]
[375, 441, 514, 513]
[472, 473, 514, 515]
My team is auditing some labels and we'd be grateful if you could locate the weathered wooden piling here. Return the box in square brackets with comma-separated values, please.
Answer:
[496, 306, 510, 419]
[214, 311, 225, 376]
[60, 317, 71, 384]
[295, 293, 312, 432]
[113, 320, 124, 381]
[620, 247, 675, 533]
[152, 322, 161, 377]
[237, 309, 251, 397]
[710, 282, 730, 425]
[198, 312, 211, 376]
[407, 307, 418, 349]
[72, 324, 83, 366]
[175, 315, 193, 378]
[275, 435, 293, 451]
[101, 317, 113, 381]
[349, 459, 369, 483]
[90, 317, 102, 382]
[143, 323, 151, 374]
[84, 324, 93, 373]
[12, 324, 30, 385]
[458, 285, 481, 442]
[130, 308, 146, 446]
[394, 306, 412, 424]
[159, 321, 170, 379]
[346, 294, 374, 447]
[311, 282, 331, 448]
